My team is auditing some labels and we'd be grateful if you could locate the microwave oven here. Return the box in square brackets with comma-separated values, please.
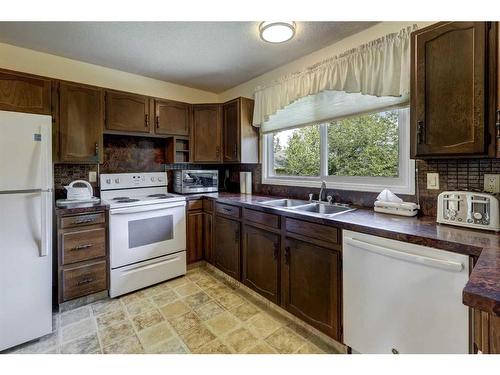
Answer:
[173, 170, 218, 194]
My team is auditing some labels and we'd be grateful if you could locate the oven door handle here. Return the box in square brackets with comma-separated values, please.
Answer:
[110, 202, 185, 215]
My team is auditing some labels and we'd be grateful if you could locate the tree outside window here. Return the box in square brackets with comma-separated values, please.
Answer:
[272, 110, 399, 178]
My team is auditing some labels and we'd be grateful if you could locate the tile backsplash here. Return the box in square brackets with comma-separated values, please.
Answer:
[417, 159, 500, 216]
[53, 164, 98, 199]
[54, 134, 500, 216]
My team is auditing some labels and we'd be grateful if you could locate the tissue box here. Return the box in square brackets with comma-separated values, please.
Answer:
[374, 201, 419, 217]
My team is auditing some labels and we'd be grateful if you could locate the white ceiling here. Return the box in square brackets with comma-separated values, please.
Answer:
[0, 22, 378, 93]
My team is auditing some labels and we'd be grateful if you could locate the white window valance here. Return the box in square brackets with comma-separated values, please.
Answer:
[254, 25, 416, 133]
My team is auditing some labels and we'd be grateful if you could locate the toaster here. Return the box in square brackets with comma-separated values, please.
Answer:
[437, 191, 500, 232]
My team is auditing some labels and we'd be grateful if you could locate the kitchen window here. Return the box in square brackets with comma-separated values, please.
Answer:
[262, 107, 415, 194]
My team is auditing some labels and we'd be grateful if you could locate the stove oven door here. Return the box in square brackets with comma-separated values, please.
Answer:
[109, 201, 186, 269]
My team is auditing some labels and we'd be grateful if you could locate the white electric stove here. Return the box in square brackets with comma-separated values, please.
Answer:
[100, 172, 187, 298]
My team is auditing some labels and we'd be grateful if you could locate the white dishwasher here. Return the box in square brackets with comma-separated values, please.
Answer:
[343, 230, 469, 354]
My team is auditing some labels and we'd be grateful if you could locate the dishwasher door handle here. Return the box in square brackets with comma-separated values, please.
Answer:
[344, 237, 464, 272]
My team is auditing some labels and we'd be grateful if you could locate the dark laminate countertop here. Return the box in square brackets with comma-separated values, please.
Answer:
[192, 192, 500, 316]
[54, 201, 109, 216]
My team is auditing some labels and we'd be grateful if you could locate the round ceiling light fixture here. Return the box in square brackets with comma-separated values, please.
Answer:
[259, 21, 296, 43]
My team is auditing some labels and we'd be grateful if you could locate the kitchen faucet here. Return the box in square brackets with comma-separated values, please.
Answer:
[319, 180, 327, 202]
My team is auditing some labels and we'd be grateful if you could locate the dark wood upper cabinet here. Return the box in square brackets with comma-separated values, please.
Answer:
[58, 82, 104, 163]
[222, 99, 239, 162]
[282, 237, 341, 340]
[411, 22, 495, 158]
[105, 90, 151, 133]
[222, 97, 258, 163]
[242, 224, 280, 304]
[496, 23, 500, 158]
[154, 99, 189, 136]
[214, 215, 240, 280]
[0, 69, 51, 115]
[191, 104, 222, 162]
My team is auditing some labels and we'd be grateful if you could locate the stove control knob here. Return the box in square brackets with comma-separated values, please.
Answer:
[158, 177, 163, 182]
[106, 178, 111, 184]
[473, 212, 483, 220]
[151, 177, 155, 182]
[115, 178, 120, 184]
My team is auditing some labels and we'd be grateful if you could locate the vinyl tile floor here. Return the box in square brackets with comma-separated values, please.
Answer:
[4, 266, 341, 354]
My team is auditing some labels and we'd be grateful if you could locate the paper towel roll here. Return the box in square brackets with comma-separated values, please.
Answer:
[244, 172, 252, 195]
[240, 172, 246, 194]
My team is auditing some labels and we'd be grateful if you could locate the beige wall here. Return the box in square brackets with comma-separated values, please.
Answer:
[218, 21, 436, 102]
[0, 42, 218, 103]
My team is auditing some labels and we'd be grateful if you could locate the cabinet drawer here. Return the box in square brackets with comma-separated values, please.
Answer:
[187, 199, 203, 211]
[62, 261, 107, 301]
[62, 228, 106, 265]
[216, 203, 241, 219]
[285, 218, 339, 245]
[61, 213, 105, 229]
[244, 208, 279, 229]
[203, 199, 214, 212]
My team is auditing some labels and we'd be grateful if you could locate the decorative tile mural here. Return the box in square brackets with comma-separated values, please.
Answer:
[101, 135, 166, 173]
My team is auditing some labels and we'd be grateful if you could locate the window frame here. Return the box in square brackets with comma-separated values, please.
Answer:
[261, 107, 415, 195]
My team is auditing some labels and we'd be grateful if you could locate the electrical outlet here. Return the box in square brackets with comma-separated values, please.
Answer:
[88, 171, 97, 183]
[426, 173, 439, 190]
[484, 174, 500, 193]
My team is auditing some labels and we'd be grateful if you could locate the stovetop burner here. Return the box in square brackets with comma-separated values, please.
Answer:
[147, 193, 176, 199]
[115, 198, 140, 203]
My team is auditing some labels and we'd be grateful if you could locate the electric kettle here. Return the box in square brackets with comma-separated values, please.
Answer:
[64, 180, 94, 201]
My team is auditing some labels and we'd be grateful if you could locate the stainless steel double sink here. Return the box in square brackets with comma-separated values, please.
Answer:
[259, 198, 355, 217]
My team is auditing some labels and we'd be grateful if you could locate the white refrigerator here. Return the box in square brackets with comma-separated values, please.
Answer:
[0, 110, 53, 351]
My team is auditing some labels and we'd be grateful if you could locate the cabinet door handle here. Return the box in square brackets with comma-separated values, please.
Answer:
[495, 110, 500, 140]
[284, 246, 290, 264]
[215, 146, 220, 158]
[77, 277, 94, 286]
[155, 115, 160, 129]
[416, 120, 425, 144]
[74, 218, 96, 224]
[73, 243, 94, 251]
[145, 114, 149, 128]
[94, 143, 99, 158]
[234, 143, 238, 157]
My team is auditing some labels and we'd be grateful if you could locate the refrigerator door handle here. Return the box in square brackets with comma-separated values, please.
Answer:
[0, 188, 52, 194]
[40, 193, 51, 257]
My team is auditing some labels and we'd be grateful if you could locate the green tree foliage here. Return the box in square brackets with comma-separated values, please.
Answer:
[274, 111, 399, 177]
[274, 125, 321, 176]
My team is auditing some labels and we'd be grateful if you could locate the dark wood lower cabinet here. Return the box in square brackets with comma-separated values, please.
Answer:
[56, 209, 108, 304]
[282, 237, 341, 340]
[242, 225, 280, 304]
[186, 210, 204, 264]
[473, 308, 500, 354]
[203, 211, 214, 264]
[214, 215, 240, 280]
